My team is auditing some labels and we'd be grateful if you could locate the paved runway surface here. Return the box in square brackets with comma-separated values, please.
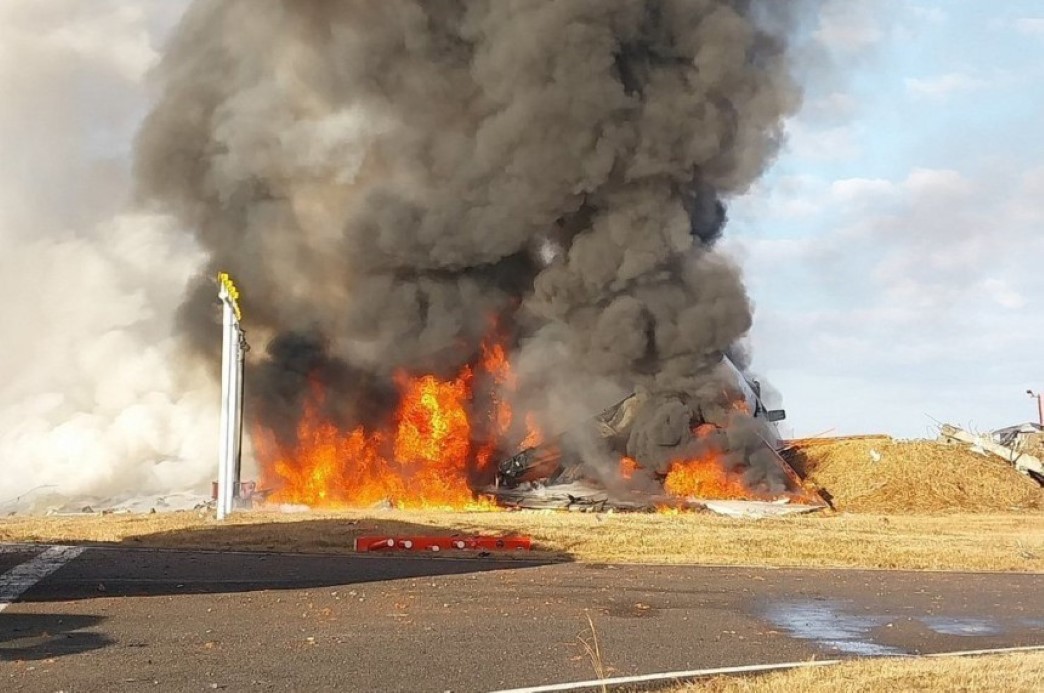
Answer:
[1, 543, 1041, 692]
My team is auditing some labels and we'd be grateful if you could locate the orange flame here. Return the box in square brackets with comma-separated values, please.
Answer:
[520, 412, 543, 449]
[258, 332, 543, 510]
[392, 371, 477, 505]
[619, 456, 638, 480]
[662, 452, 753, 501]
[721, 388, 752, 416]
[257, 371, 492, 510]
[478, 339, 543, 450]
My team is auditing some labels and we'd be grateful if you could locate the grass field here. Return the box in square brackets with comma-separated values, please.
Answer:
[2, 508, 1042, 572]
[675, 651, 1044, 692]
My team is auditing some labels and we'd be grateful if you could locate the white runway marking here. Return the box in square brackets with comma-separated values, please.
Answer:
[0, 545, 84, 613]
[490, 660, 842, 693]
[491, 645, 1044, 693]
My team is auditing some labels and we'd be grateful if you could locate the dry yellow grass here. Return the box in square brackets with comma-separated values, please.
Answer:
[2, 508, 1042, 572]
[786, 439, 1042, 513]
[672, 651, 1044, 693]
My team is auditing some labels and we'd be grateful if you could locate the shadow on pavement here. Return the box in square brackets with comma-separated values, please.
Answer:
[116, 516, 567, 558]
[0, 613, 113, 661]
[17, 517, 567, 603]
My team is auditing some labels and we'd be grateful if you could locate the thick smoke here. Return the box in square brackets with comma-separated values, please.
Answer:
[137, 1, 804, 483]
[0, 1, 215, 510]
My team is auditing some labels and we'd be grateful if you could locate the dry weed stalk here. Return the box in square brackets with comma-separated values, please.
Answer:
[578, 609, 608, 693]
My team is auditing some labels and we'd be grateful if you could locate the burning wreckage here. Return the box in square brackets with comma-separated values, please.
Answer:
[136, 1, 830, 516]
[241, 346, 826, 515]
[488, 356, 823, 512]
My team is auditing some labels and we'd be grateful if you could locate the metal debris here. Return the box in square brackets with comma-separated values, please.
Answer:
[939, 424, 1044, 484]
[700, 500, 822, 519]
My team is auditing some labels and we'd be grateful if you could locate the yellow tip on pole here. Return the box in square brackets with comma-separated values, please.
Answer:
[217, 271, 243, 322]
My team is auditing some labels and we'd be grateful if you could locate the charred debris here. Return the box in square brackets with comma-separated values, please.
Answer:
[488, 355, 826, 513]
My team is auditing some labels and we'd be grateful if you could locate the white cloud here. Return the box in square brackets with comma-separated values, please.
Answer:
[803, 92, 860, 123]
[734, 236, 823, 265]
[1005, 166, 1044, 224]
[909, 6, 947, 24]
[727, 176, 832, 237]
[786, 123, 861, 162]
[814, 0, 886, 54]
[739, 164, 1044, 436]
[980, 279, 1027, 310]
[905, 73, 989, 99]
[738, 4, 1044, 437]
[903, 167, 973, 198]
[829, 177, 896, 203]
[1015, 18, 1044, 37]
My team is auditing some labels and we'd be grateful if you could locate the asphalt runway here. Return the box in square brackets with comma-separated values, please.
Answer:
[1, 543, 1041, 692]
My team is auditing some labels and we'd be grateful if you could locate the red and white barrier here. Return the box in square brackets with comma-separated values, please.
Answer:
[354, 536, 533, 553]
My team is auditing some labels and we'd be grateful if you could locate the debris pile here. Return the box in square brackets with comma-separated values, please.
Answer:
[938, 424, 1044, 483]
[487, 365, 826, 513]
[991, 423, 1044, 461]
[784, 437, 1042, 513]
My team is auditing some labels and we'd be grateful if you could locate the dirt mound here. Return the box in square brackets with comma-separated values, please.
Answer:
[785, 437, 1042, 513]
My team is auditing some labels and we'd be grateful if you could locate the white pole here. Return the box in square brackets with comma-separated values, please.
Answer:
[217, 272, 246, 521]
[224, 320, 242, 514]
[217, 286, 236, 520]
[233, 326, 245, 497]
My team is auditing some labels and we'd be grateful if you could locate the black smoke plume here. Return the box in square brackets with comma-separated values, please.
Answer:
[136, 0, 805, 485]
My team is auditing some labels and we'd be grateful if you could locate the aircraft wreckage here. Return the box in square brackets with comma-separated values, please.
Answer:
[487, 356, 826, 513]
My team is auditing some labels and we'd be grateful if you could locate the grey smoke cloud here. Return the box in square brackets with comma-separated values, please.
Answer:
[136, 1, 807, 483]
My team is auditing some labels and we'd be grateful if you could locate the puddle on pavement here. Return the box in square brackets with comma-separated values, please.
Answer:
[921, 617, 1002, 636]
[763, 600, 902, 656]
[763, 600, 1012, 656]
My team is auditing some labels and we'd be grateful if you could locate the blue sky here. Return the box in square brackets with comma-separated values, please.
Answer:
[728, 1, 1044, 436]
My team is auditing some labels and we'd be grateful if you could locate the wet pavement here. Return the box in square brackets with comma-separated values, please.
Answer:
[1, 544, 1041, 692]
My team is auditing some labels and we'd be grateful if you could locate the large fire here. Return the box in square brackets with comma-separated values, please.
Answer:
[659, 421, 759, 501]
[255, 336, 773, 510]
[256, 336, 536, 510]
[662, 453, 754, 501]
